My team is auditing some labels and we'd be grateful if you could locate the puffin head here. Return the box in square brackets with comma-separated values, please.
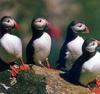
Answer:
[31, 17, 48, 32]
[69, 21, 90, 33]
[0, 16, 19, 30]
[82, 38, 100, 53]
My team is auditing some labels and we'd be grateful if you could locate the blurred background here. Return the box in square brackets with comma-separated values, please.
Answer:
[0, 0, 100, 67]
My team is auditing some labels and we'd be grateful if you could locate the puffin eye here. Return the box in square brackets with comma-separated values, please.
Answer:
[92, 42, 95, 46]
[39, 19, 41, 22]
[89, 42, 95, 46]
[76, 23, 82, 27]
[7, 20, 10, 23]
[78, 24, 82, 27]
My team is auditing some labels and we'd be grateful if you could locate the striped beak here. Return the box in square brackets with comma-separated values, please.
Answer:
[83, 26, 90, 33]
[15, 23, 20, 30]
[96, 40, 100, 45]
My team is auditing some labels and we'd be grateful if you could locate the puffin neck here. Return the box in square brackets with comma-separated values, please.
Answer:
[82, 50, 96, 59]
[65, 27, 78, 42]
[32, 29, 44, 40]
[0, 25, 8, 38]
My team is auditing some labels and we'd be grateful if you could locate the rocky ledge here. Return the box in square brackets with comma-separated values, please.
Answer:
[0, 65, 91, 94]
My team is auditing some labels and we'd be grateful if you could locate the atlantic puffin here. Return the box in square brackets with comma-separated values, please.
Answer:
[56, 21, 90, 71]
[26, 17, 51, 68]
[67, 38, 100, 87]
[0, 16, 30, 78]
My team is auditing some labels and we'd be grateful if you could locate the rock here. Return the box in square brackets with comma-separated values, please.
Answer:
[0, 65, 92, 94]
[32, 65, 92, 94]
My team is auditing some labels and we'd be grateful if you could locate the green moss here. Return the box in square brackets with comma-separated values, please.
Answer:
[0, 71, 46, 94]
[0, 71, 10, 85]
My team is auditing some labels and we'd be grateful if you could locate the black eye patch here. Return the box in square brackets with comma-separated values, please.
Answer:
[92, 42, 95, 45]
[78, 24, 82, 27]
[39, 19, 41, 22]
[7, 20, 10, 22]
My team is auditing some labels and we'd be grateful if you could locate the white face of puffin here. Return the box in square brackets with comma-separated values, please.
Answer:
[72, 23, 89, 33]
[86, 40, 98, 52]
[34, 18, 48, 30]
[1, 17, 16, 28]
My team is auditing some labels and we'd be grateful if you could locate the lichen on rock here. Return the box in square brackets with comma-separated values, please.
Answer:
[0, 65, 92, 94]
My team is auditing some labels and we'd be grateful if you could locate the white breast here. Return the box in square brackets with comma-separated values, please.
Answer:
[80, 52, 100, 85]
[33, 32, 51, 64]
[0, 33, 22, 63]
[66, 36, 84, 61]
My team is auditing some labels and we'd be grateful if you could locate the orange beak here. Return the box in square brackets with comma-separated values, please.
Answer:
[15, 23, 20, 30]
[83, 26, 90, 33]
[96, 40, 100, 45]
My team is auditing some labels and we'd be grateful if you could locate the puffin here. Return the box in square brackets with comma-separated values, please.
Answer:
[26, 17, 51, 68]
[56, 21, 90, 71]
[67, 38, 100, 87]
[0, 16, 30, 78]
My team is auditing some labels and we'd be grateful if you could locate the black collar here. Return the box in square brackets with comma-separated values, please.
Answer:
[32, 29, 44, 40]
[0, 25, 8, 38]
[65, 27, 78, 43]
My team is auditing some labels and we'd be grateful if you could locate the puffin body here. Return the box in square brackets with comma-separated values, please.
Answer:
[68, 38, 100, 86]
[26, 18, 51, 67]
[66, 36, 84, 61]
[0, 33, 22, 63]
[33, 32, 51, 64]
[57, 21, 89, 71]
[0, 16, 23, 65]
[82, 52, 100, 73]
[80, 52, 100, 86]
[0, 16, 30, 81]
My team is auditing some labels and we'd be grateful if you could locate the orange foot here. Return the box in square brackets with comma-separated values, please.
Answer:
[19, 64, 31, 71]
[90, 87, 100, 94]
[9, 65, 20, 77]
[47, 63, 51, 69]
[89, 79, 100, 94]
[44, 58, 51, 69]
